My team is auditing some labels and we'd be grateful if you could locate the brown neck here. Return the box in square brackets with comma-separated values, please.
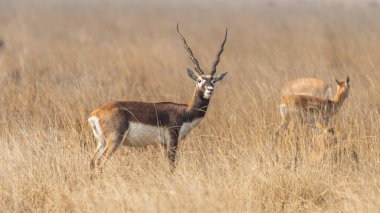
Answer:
[187, 87, 210, 117]
[331, 89, 348, 112]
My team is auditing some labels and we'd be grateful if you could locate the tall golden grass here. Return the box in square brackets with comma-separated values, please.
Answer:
[0, 0, 379, 212]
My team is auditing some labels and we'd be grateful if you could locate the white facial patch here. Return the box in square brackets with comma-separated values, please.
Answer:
[197, 78, 206, 87]
[197, 76, 215, 99]
[203, 86, 214, 99]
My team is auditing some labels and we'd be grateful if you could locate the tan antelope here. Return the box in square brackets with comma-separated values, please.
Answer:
[281, 78, 332, 99]
[277, 76, 350, 135]
[88, 24, 228, 171]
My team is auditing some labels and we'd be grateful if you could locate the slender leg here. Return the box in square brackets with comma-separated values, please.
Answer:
[89, 117, 108, 170]
[322, 117, 332, 134]
[98, 133, 124, 169]
[90, 138, 106, 170]
[277, 119, 289, 132]
[275, 104, 289, 136]
[166, 129, 179, 172]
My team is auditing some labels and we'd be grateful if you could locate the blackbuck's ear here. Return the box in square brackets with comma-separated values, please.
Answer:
[214, 72, 228, 82]
[334, 76, 339, 85]
[187, 68, 198, 81]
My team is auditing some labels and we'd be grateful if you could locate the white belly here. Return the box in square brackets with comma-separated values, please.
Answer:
[124, 122, 169, 147]
[123, 119, 202, 147]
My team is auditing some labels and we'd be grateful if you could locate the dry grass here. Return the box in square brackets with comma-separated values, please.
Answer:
[0, 0, 380, 212]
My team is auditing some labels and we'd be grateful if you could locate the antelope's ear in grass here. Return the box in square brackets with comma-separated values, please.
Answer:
[334, 76, 340, 85]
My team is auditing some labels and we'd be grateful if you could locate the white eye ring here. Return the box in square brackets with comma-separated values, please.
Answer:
[211, 79, 216, 84]
[197, 79, 202, 83]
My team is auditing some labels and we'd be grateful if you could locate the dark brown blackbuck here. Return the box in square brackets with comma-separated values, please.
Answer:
[89, 24, 228, 171]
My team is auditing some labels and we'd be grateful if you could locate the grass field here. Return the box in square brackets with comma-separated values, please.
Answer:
[0, 0, 380, 212]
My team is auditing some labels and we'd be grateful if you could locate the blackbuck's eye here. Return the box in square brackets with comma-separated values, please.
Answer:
[197, 79, 202, 83]
[211, 79, 216, 84]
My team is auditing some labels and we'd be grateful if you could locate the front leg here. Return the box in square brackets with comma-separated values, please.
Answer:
[166, 129, 179, 172]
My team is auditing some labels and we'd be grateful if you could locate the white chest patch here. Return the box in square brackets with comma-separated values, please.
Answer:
[179, 118, 202, 140]
[124, 122, 169, 147]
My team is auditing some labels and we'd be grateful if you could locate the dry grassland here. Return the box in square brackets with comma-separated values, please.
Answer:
[0, 0, 380, 212]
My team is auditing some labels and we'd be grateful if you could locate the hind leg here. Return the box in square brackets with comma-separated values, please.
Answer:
[90, 137, 106, 170]
[275, 104, 290, 135]
[277, 119, 289, 132]
[89, 116, 107, 170]
[98, 133, 124, 169]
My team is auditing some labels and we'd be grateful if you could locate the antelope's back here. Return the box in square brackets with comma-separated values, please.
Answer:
[281, 78, 332, 99]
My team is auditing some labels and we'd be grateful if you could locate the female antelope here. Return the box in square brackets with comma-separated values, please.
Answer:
[88, 25, 228, 170]
[281, 78, 332, 99]
[278, 77, 350, 134]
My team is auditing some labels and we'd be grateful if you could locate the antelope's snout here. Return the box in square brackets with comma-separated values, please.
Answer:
[206, 86, 214, 93]
[203, 86, 214, 99]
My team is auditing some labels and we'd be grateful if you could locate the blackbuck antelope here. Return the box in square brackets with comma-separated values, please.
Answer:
[88, 25, 228, 171]
[281, 78, 332, 99]
[277, 76, 350, 135]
